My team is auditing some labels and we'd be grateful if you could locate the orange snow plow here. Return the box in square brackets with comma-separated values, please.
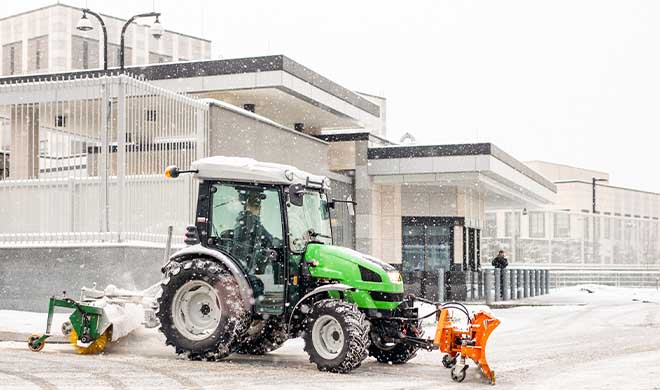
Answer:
[434, 308, 500, 384]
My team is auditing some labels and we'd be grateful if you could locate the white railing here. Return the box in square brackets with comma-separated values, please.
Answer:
[0, 74, 208, 245]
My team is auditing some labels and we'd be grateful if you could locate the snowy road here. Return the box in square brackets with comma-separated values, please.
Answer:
[1, 286, 660, 390]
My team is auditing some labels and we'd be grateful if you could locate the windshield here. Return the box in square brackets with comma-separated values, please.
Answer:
[287, 191, 332, 246]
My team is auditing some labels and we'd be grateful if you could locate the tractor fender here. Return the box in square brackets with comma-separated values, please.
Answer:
[287, 284, 355, 329]
[164, 244, 253, 306]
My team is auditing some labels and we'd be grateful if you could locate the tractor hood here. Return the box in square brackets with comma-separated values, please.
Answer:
[303, 244, 403, 293]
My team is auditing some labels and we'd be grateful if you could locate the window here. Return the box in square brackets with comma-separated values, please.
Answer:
[529, 212, 545, 238]
[603, 217, 611, 239]
[145, 110, 157, 122]
[505, 212, 520, 237]
[10, 47, 15, 74]
[483, 213, 497, 237]
[82, 41, 89, 69]
[55, 115, 66, 128]
[554, 213, 570, 238]
[72, 36, 99, 70]
[28, 36, 48, 72]
[39, 140, 48, 156]
[3, 42, 22, 76]
[210, 184, 284, 270]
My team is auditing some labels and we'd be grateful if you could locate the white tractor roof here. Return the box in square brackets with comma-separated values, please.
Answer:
[191, 156, 329, 188]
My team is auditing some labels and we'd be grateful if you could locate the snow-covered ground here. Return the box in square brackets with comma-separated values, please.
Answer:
[1, 285, 659, 390]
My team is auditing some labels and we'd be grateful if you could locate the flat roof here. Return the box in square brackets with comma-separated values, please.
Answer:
[0, 3, 211, 43]
[0, 55, 380, 118]
[368, 143, 556, 192]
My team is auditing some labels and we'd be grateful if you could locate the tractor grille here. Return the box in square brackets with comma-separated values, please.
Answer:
[369, 291, 404, 302]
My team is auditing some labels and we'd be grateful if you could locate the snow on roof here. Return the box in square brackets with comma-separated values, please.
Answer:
[192, 156, 329, 188]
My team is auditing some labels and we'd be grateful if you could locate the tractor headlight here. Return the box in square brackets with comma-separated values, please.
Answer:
[387, 271, 402, 283]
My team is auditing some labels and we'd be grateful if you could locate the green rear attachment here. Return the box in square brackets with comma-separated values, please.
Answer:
[27, 296, 105, 352]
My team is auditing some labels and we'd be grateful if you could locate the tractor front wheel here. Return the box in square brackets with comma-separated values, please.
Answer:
[303, 299, 370, 373]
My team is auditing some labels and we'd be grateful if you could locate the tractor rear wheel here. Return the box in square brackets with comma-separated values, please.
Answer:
[303, 299, 370, 373]
[157, 259, 250, 361]
[236, 318, 288, 355]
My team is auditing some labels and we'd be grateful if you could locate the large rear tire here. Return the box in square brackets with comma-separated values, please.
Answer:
[303, 299, 370, 373]
[157, 259, 250, 361]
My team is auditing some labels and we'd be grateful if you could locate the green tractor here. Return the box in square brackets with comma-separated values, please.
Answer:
[158, 156, 422, 373]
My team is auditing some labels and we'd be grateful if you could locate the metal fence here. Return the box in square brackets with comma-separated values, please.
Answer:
[0, 74, 208, 244]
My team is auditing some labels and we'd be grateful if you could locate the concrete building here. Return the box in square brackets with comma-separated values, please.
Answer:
[0, 3, 211, 76]
[483, 161, 660, 286]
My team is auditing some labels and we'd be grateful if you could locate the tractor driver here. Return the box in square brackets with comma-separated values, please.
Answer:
[233, 190, 274, 274]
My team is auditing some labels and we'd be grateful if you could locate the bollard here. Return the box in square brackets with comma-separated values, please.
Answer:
[545, 270, 550, 294]
[530, 270, 536, 297]
[494, 268, 501, 302]
[538, 270, 544, 295]
[438, 271, 446, 302]
[471, 271, 478, 301]
[535, 270, 540, 296]
[478, 271, 484, 300]
[484, 270, 493, 304]
[503, 269, 511, 300]
[517, 269, 523, 299]
[541, 270, 547, 294]
[523, 270, 529, 298]
[511, 268, 518, 300]
[465, 270, 473, 301]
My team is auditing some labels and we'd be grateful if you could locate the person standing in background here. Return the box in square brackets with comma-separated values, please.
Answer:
[492, 250, 508, 298]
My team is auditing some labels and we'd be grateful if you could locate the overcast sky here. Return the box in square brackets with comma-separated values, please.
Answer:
[5, 1, 660, 192]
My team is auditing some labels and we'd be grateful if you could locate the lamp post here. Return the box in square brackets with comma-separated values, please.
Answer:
[76, 9, 108, 70]
[120, 12, 163, 71]
[591, 177, 607, 264]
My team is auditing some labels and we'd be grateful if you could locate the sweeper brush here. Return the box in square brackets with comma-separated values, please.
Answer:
[28, 284, 160, 354]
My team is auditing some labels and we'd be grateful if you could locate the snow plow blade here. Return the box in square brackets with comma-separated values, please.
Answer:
[434, 309, 500, 385]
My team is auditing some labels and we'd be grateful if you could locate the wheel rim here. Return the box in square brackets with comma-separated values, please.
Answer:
[172, 280, 222, 341]
[311, 315, 345, 360]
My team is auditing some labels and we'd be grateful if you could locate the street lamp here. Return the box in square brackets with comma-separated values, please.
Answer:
[76, 9, 108, 70]
[120, 12, 163, 71]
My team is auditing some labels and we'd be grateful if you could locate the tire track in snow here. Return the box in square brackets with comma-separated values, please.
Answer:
[111, 358, 203, 390]
[0, 368, 58, 390]
[0, 352, 128, 390]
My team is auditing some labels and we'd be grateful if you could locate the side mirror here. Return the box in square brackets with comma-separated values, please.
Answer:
[346, 195, 355, 216]
[288, 183, 305, 207]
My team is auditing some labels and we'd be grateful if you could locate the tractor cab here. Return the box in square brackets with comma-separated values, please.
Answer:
[177, 157, 340, 317]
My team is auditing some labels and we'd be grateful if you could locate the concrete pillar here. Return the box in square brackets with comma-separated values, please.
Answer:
[437, 271, 446, 302]
[511, 268, 518, 300]
[494, 268, 501, 302]
[545, 270, 550, 294]
[535, 270, 541, 296]
[503, 269, 511, 300]
[523, 270, 529, 298]
[531, 270, 537, 297]
[9, 104, 40, 179]
[484, 270, 493, 304]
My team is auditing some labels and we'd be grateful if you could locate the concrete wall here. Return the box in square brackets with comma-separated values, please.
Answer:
[0, 245, 166, 311]
[208, 103, 331, 177]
